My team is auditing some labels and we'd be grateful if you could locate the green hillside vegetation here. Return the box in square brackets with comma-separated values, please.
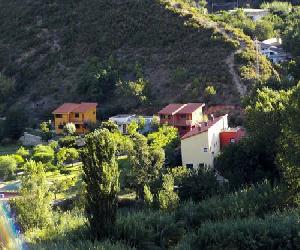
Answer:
[0, 0, 275, 121]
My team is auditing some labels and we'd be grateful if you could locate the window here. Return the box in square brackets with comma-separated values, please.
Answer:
[55, 114, 63, 118]
[204, 148, 208, 152]
[186, 164, 193, 169]
[58, 124, 64, 129]
[75, 124, 80, 129]
[75, 113, 80, 118]
[230, 138, 235, 143]
[181, 114, 186, 119]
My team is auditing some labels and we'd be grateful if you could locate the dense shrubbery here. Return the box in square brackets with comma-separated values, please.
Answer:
[176, 181, 288, 228]
[211, 9, 275, 41]
[58, 136, 78, 148]
[0, 155, 17, 180]
[178, 209, 300, 249]
[25, 210, 133, 250]
[0, 108, 28, 141]
[12, 161, 52, 231]
[179, 167, 224, 202]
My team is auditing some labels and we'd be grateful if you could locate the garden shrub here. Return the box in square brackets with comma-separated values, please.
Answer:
[11, 161, 52, 231]
[58, 136, 78, 148]
[189, 209, 300, 249]
[32, 145, 55, 164]
[176, 181, 288, 228]
[115, 209, 184, 249]
[178, 167, 224, 202]
[158, 174, 179, 211]
[0, 155, 17, 180]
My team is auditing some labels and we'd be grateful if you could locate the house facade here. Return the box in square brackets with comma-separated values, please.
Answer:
[52, 102, 97, 134]
[181, 114, 228, 169]
[158, 103, 205, 136]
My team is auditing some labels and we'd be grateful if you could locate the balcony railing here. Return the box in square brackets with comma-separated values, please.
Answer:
[160, 119, 193, 126]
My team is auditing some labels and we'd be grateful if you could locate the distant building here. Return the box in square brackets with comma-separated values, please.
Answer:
[52, 102, 97, 134]
[259, 38, 291, 64]
[229, 8, 269, 21]
[109, 114, 154, 134]
[158, 103, 205, 137]
[181, 114, 228, 169]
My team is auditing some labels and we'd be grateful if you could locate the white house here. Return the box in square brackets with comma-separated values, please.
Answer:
[259, 38, 291, 64]
[109, 114, 135, 134]
[181, 114, 228, 169]
[109, 114, 154, 134]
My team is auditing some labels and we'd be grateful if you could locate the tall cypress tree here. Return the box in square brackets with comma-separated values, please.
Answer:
[81, 129, 120, 239]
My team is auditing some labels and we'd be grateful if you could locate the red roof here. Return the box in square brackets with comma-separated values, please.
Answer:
[181, 115, 227, 140]
[52, 102, 97, 114]
[176, 103, 205, 114]
[72, 102, 98, 113]
[158, 104, 186, 115]
[158, 103, 204, 115]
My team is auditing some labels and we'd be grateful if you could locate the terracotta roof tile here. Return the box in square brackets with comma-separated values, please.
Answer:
[52, 102, 97, 114]
[181, 115, 227, 140]
[158, 104, 185, 115]
[176, 103, 205, 114]
[72, 102, 98, 113]
[52, 103, 80, 114]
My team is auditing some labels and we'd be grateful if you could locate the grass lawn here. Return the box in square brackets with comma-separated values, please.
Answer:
[0, 144, 20, 155]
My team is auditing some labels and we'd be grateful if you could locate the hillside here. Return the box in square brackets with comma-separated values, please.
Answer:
[0, 0, 275, 121]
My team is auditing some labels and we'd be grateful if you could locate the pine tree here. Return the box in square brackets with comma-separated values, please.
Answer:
[276, 83, 300, 204]
[158, 174, 179, 211]
[81, 128, 120, 239]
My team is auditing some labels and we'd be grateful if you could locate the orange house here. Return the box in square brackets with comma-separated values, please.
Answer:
[52, 102, 97, 134]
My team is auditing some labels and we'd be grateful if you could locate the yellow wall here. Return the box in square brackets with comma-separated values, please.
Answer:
[54, 114, 70, 134]
[181, 131, 213, 168]
[82, 108, 97, 123]
[181, 115, 228, 169]
[54, 107, 97, 134]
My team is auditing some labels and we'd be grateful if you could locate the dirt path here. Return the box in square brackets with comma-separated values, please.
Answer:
[225, 41, 247, 96]
[205, 21, 248, 97]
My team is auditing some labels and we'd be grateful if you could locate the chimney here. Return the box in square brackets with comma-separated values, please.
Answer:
[210, 114, 214, 121]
